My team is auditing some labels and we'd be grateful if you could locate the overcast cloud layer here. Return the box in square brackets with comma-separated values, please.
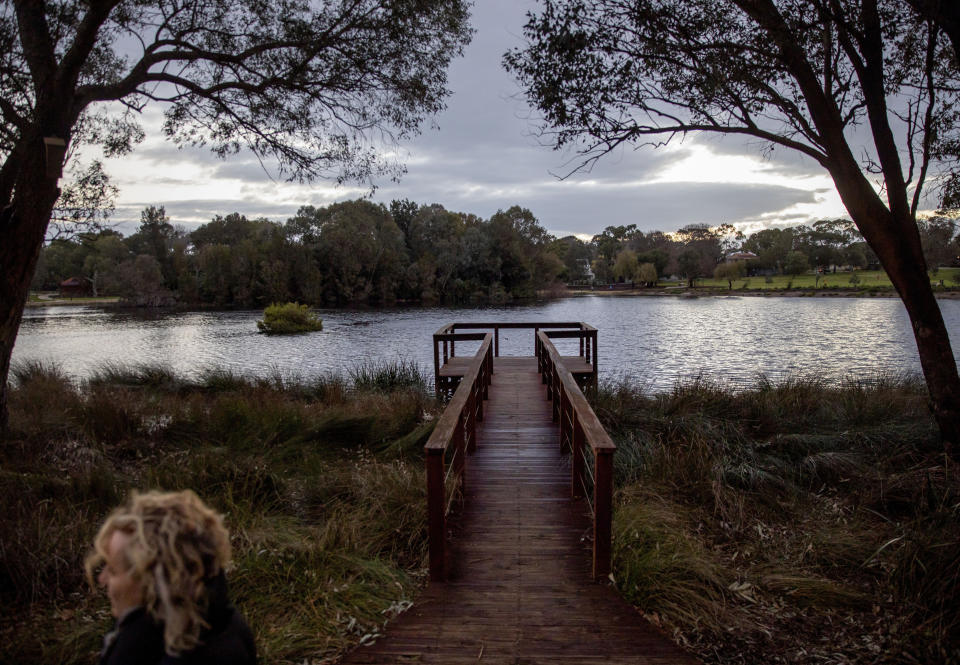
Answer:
[95, 0, 857, 238]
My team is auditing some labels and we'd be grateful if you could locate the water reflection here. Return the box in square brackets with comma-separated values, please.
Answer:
[13, 296, 960, 391]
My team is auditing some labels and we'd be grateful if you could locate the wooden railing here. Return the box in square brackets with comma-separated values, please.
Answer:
[424, 332, 494, 581]
[433, 322, 597, 394]
[540, 327, 598, 390]
[536, 330, 616, 579]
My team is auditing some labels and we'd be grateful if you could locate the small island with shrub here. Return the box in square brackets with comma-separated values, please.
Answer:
[256, 302, 323, 334]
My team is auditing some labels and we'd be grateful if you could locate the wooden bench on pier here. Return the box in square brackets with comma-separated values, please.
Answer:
[342, 323, 699, 665]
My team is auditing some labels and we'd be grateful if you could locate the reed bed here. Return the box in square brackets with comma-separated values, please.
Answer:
[0, 360, 438, 664]
[4, 360, 956, 664]
[591, 372, 957, 664]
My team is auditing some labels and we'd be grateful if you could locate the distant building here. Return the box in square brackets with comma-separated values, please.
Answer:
[59, 277, 91, 298]
[578, 259, 595, 282]
[725, 251, 758, 262]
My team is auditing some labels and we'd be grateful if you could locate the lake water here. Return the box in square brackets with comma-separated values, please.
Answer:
[12, 295, 960, 391]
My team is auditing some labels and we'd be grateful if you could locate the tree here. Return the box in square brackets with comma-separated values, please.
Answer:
[551, 235, 592, 282]
[783, 251, 810, 276]
[126, 206, 175, 285]
[0, 1, 472, 429]
[506, 0, 960, 450]
[637, 261, 658, 287]
[917, 216, 958, 270]
[407, 204, 464, 298]
[677, 249, 703, 287]
[612, 249, 639, 283]
[636, 249, 669, 278]
[389, 198, 420, 251]
[82, 232, 130, 296]
[316, 200, 406, 304]
[487, 206, 555, 297]
[47, 160, 118, 242]
[743, 228, 794, 273]
[714, 261, 746, 290]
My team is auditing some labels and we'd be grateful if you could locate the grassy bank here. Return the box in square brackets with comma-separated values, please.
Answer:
[592, 373, 958, 664]
[697, 268, 960, 291]
[0, 361, 438, 664]
[567, 268, 960, 295]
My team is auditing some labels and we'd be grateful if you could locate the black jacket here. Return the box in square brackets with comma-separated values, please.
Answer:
[99, 574, 256, 665]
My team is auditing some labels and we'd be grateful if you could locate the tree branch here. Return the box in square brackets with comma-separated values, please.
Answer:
[12, 1, 58, 91]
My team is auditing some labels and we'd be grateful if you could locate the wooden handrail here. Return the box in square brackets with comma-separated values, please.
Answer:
[536, 330, 615, 580]
[433, 331, 489, 395]
[424, 333, 494, 581]
[544, 328, 598, 383]
[437, 322, 591, 358]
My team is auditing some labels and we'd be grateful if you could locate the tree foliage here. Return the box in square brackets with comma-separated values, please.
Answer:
[34, 200, 569, 307]
[713, 261, 746, 289]
[506, 0, 960, 450]
[0, 0, 473, 430]
[637, 261, 658, 286]
[783, 250, 811, 276]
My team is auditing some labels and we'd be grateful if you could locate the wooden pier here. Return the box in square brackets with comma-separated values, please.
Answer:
[341, 323, 698, 665]
[433, 322, 598, 397]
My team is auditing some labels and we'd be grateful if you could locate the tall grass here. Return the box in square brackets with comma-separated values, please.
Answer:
[0, 360, 439, 664]
[349, 358, 428, 393]
[591, 372, 956, 664]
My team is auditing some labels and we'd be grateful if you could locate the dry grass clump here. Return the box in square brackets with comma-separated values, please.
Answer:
[592, 372, 956, 664]
[0, 361, 439, 665]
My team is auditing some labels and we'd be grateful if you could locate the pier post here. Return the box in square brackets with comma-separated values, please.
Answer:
[426, 450, 446, 581]
[593, 449, 613, 580]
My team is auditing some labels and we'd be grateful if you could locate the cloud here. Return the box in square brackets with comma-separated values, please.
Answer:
[99, 0, 848, 240]
[212, 160, 279, 182]
[113, 197, 304, 230]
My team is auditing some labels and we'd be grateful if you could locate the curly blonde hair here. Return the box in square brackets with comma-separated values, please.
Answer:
[85, 490, 232, 655]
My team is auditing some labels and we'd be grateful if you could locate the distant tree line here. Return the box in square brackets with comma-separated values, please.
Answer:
[32, 201, 564, 306]
[578, 217, 959, 288]
[33, 203, 959, 306]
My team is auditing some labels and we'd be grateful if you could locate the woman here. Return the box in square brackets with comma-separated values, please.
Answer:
[86, 490, 257, 665]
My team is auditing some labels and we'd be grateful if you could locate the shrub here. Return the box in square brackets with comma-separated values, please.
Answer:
[256, 302, 323, 334]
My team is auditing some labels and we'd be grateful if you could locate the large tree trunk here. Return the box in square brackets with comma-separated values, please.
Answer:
[0, 142, 62, 434]
[893, 264, 960, 452]
[832, 165, 960, 455]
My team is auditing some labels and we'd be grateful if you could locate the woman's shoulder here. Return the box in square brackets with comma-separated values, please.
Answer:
[160, 608, 257, 665]
[100, 608, 165, 665]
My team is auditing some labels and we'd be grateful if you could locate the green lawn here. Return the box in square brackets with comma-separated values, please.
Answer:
[695, 267, 960, 290]
[27, 292, 120, 304]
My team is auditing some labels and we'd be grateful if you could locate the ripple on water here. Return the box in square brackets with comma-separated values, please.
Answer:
[13, 297, 960, 391]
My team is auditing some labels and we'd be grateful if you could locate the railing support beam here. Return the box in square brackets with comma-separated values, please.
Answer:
[572, 417, 585, 499]
[426, 451, 446, 582]
[593, 450, 613, 580]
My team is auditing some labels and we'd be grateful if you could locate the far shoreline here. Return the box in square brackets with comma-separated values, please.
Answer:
[24, 286, 960, 309]
[561, 286, 960, 300]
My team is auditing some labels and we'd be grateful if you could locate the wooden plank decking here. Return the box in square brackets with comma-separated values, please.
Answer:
[341, 357, 699, 665]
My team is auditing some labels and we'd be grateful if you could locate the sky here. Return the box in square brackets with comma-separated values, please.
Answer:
[92, 0, 855, 240]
